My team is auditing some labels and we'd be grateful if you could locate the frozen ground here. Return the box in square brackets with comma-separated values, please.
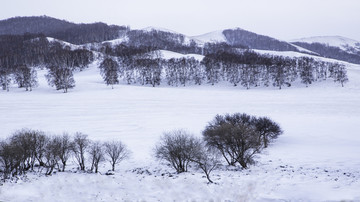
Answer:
[0, 61, 359, 201]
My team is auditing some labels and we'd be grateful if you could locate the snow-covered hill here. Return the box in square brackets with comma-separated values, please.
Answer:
[290, 36, 360, 54]
[191, 30, 227, 45]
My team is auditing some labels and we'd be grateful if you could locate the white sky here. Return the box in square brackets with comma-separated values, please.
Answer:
[1, 0, 360, 41]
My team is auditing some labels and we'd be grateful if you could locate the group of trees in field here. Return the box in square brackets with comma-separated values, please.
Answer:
[154, 113, 282, 183]
[1, 113, 282, 183]
[0, 34, 94, 92]
[0, 129, 130, 181]
[203, 51, 348, 88]
[97, 48, 348, 89]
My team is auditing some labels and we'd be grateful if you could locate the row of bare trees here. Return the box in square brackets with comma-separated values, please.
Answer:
[98, 50, 348, 90]
[1, 113, 281, 183]
[0, 129, 129, 181]
[154, 113, 282, 183]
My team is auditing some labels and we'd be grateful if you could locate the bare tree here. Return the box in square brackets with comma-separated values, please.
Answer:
[104, 140, 130, 171]
[99, 57, 120, 89]
[334, 63, 348, 87]
[89, 141, 105, 173]
[72, 132, 90, 171]
[190, 142, 220, 183]
[203, 113, 262, 169]
[46, 66, 75, 93]
[254, 117, 283, 148]
[13, 65, 38, 91]
[154, 129, 201, 173]
[0, 140, 22, 180]
[57, 133, 72, 171]
[44, 136, 60, 175]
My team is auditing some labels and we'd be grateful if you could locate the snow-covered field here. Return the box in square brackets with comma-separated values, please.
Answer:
[0, 61, 360, 201]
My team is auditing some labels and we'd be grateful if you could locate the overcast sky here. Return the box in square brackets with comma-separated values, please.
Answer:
[1, 0, 359, 41]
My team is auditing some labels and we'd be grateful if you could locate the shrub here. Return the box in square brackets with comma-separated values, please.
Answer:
[154, 129, 201, 173]
[203, 113, 263, 169]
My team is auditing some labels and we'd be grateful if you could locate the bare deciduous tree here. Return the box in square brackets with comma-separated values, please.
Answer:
[72, 132, 89, 171]
[254, 117, 283, 148]
[104, 140, 130, 171]
[203, 113, 263, 169]
[154, 129, 201, 173]
[57, 133, 72, 172]
[89, 141, 105, 173]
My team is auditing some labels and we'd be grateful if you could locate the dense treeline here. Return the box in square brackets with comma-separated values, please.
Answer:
[50, 23, 128, 45]
[124, 29, 201, 54]
[293, 42, 360, 65]
[97, 48, 348, 89]
[0, 16, 128, 45]
[0, 34, 94, 92]
[223, 28, 298, 52]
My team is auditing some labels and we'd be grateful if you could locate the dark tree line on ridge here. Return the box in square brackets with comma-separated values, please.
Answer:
[0, 16, 128, 45]
[293, 42, 360, 65]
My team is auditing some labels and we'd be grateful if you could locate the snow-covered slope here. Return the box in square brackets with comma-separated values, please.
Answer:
[0, 59, 359, 201]
[191, 30, 227, 45]
[141, 26, 181, 35]
[46, 37, 84, 50]
[290, 36, 360, 53]
[141, 26, 201, 45]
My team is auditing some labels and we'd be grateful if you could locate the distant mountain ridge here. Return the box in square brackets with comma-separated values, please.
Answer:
[291, 36, 360, 64]
[0, 16, 128, 45]
[0, 16, 360, 64]
[290, 36, 360, 55]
